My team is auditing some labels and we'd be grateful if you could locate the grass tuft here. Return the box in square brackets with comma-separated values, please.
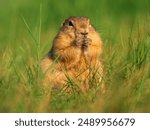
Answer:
[0, 0, 150, 112]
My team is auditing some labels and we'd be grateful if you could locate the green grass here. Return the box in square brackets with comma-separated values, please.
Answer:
[0, 0, 150, 112]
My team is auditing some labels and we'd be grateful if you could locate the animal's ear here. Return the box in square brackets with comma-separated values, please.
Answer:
[61, 19, 68, 27]
[61, 18, 74, 27]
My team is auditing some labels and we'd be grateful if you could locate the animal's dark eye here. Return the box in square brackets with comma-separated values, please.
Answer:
[68, 21, 74, 26]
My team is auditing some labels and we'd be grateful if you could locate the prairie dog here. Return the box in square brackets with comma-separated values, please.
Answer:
[41, 16, 103, 92]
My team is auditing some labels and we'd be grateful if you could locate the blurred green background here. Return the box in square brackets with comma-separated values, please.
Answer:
[1, 0, 150, 47]
[0, 0, 150, 112]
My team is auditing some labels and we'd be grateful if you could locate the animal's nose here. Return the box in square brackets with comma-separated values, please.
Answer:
[80, 32, 88, 35]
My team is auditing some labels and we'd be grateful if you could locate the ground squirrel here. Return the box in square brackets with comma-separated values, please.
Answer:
[41, 16, 103, 92]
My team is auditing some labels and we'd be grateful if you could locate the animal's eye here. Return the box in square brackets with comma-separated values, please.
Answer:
[68, 21, 74, 26]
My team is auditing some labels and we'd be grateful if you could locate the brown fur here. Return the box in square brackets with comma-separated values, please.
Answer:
[41, 16, 103, 92]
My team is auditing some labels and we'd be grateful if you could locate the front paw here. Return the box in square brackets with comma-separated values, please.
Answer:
[82, 38, 92, 50]
[75, 38, 83, 47]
